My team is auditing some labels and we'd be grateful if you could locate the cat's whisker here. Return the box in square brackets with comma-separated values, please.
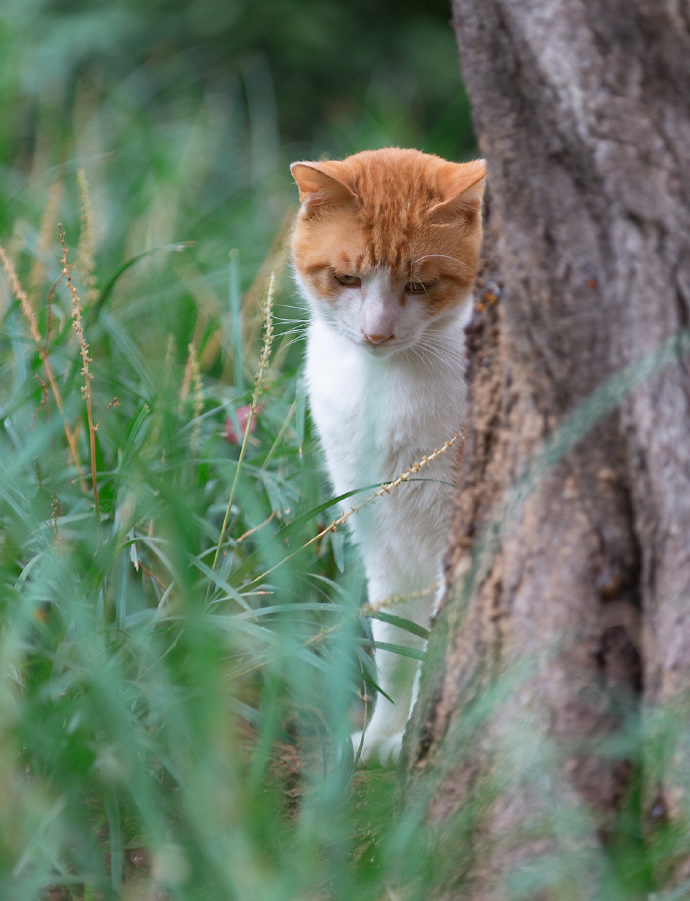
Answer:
[416, 339, 463, 361]
[272, 315, 310, 325]
[408, 274, 429, 293]
[279, 334, 308, 351]
[275, 326, 309, 336]
[417, 351, 451, 374]
[410, 253, 474, 274]
[414, 338, 464, 371]
[279, 325, 307, 336]
[276, 325, 307, 337]
[407, 344, 433, 376]
[411, 253, 458, 265]
[418, 330, 466, 353]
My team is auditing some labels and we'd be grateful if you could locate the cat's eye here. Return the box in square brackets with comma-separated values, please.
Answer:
[405, 280, 435, 294]
[334, 273, 361, 287]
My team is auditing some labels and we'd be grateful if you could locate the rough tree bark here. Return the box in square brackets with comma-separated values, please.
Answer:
[402, 2, 690, 898]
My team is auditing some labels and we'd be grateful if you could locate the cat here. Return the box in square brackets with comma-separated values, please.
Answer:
[290, 148, 485, 765]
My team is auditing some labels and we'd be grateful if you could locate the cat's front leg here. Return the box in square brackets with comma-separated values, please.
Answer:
[354, 601, 428, 767]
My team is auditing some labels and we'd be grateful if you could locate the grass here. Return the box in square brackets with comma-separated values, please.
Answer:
[0, 82, 448, 897]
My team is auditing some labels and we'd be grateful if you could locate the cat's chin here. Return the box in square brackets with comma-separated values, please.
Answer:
[359, 344, 400, 357]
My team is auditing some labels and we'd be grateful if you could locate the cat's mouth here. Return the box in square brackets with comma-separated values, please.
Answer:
[360, 329, 396, 348]
[358, 336, 410, 356]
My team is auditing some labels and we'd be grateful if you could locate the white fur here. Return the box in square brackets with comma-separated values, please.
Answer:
[298, 267, 471, 765]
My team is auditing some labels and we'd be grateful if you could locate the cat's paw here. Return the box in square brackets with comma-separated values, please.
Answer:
[352, 729, 404, 768]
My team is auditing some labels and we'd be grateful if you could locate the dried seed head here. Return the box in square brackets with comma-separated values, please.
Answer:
[76, 169, 98, 304]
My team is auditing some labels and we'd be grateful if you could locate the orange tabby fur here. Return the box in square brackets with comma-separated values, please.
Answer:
[291, 148, 484, 314]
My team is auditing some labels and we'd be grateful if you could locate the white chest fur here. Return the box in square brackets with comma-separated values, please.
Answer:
[305, 305, 470, 601]
[303, 296, 473, 765]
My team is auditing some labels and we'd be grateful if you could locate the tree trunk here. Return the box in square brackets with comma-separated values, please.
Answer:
[402, 2, 690, 898]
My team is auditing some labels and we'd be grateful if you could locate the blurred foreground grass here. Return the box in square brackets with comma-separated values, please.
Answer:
[0, 3, 476, 896]
[0, 121, 432, 901]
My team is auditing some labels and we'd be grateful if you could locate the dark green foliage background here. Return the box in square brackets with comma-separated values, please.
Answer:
[6, 0, 474, 156]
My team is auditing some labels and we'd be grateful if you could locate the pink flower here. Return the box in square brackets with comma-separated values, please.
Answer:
[223, 405, 259, 444]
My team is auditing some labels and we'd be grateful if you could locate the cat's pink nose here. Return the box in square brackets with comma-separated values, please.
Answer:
[362, 331, 394, 345]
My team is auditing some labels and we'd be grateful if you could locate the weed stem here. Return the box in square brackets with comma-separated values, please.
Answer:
[248, 432, 463, 588]
[207, 272, 276, 595]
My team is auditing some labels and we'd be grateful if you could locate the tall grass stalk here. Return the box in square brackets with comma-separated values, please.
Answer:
[0, 242, 86, 490]
[209, 270, 276, 587]
[59, 223, 99, 514]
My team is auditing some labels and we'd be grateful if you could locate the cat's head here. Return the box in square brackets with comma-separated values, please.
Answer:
[290, 148, 485, 354]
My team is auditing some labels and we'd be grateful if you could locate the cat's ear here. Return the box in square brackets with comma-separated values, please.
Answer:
[428, 159, 486, 225]
[290, 161, 358, 215]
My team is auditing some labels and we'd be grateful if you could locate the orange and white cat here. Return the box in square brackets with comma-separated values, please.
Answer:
[290, 148, 485, 765]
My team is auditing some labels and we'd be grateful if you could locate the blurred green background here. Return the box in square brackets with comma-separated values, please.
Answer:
[2, 0, 475, 276]
[0, 3, 479, 900]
